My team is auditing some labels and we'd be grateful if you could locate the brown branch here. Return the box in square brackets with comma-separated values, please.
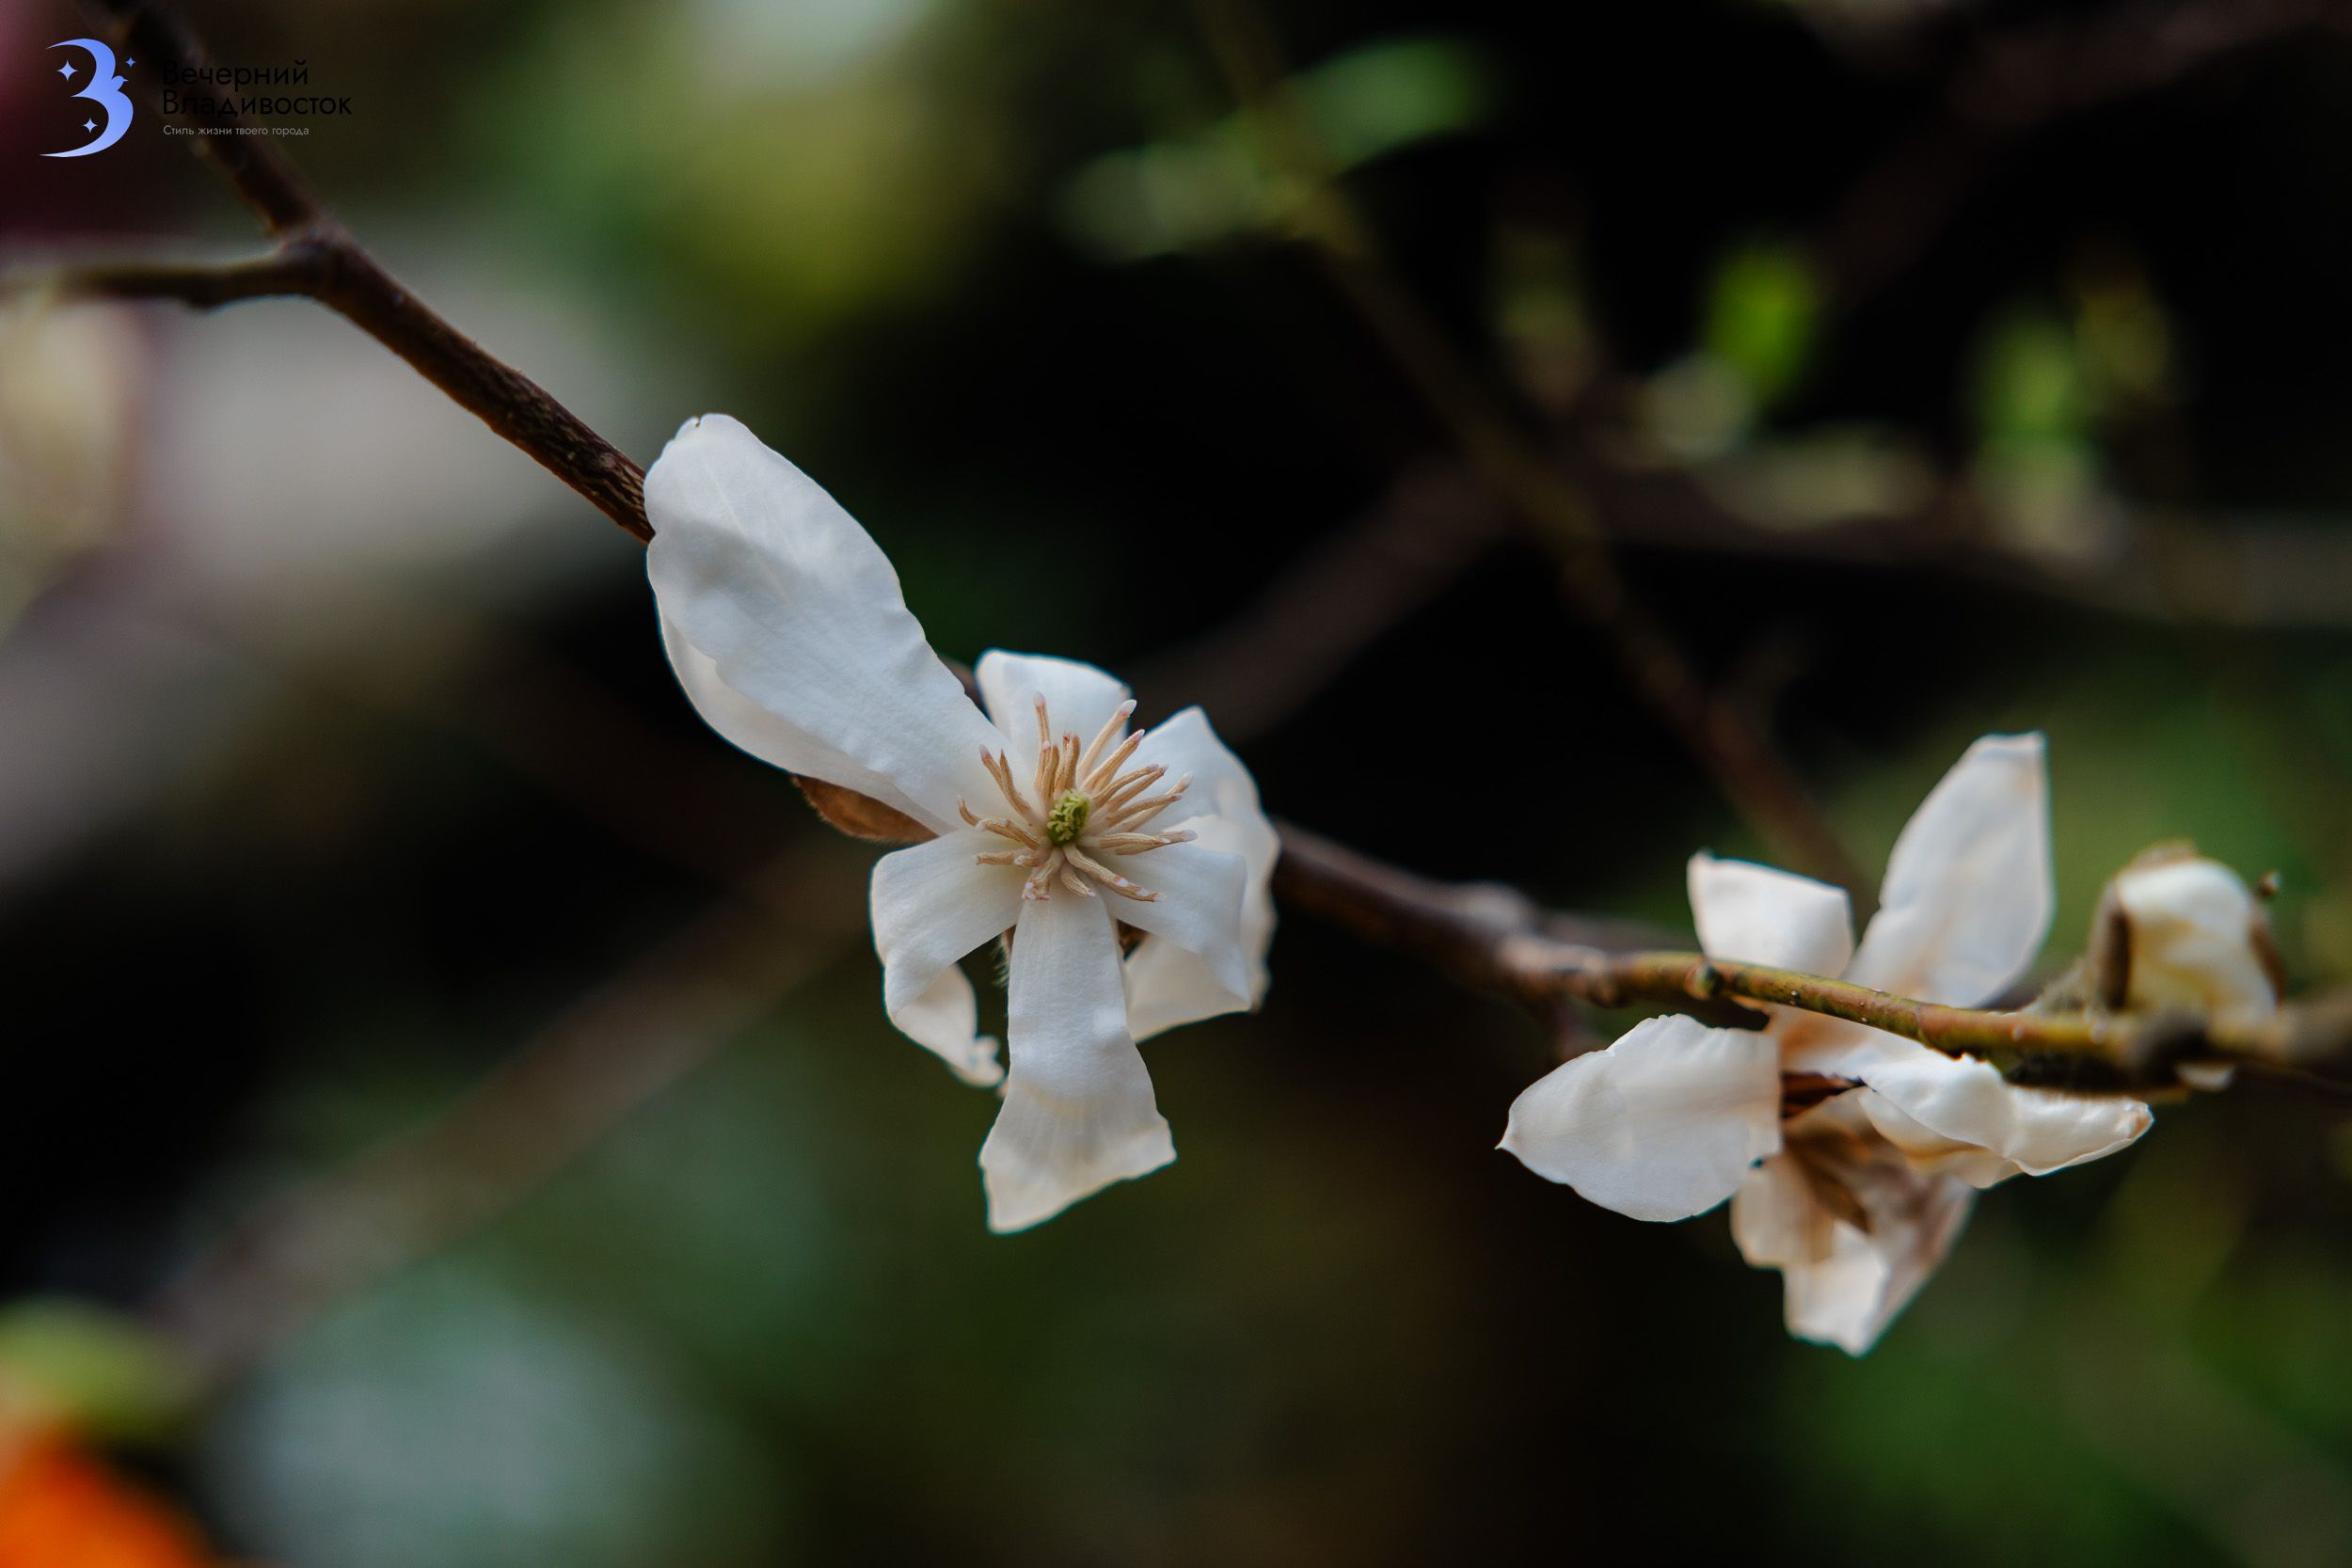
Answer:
[46, 0, 651, 543]
[1276, 816, 2352, 1089]
[88, 0, 319, 234]
[7, 247, 315, 309]
[23, 229, 649, 540]
[1268, 819, 1687, 1012]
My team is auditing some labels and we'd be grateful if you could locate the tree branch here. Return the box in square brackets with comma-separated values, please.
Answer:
[1274, 817, 2352, 1089]
[8, 247, 316, 309]
[43, 0, 651, 543]
[40, 0, 2351, 1112]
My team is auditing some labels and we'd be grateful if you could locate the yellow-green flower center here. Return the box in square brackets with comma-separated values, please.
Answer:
[1046, 789, 1090, 846]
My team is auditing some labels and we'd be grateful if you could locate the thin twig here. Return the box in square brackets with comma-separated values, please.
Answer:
[8, 248, 316, 309]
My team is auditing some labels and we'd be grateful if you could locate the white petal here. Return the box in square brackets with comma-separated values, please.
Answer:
[1128, 707, 1264, 833]
[1845, 733, 2052, 1006]
[1842, 1090, 2024, 1188]
[1730, 1099, 1975, 1354]
[870, 832, 1025, 1086]
[1852, 1045, 2152, 1179]
[980, 893, 1174, 1232]
[974, 651, 1132, 753]
[1725, 1151, 1830, 1272]
[1688, 853, 1855, 974]
[1115, 822, 1242, 1043]
[1500, 1015, 1782, 1222]
[2112, 856, 2281, 1025]
[645, 415, 1002, 833]
[1104, 845, 1251, 1015]
[1774, 1013, 1897, 1078]
[1120, 707, 1279, 1038]
[659, 615, 935, 829]
[1784, 1185, 1973, 1356]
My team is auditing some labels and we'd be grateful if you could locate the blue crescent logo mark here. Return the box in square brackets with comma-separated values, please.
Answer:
[45, 38, 134, 158]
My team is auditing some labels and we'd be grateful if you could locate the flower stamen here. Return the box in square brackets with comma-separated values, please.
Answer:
[1101, 776, 1190, 831]
[1095, 766, 1164, 816]
[978, 748, 1032, 818]
[1076, 700, 1136, 782]
[973, 694, 1197, 904]
[1084, 730, 1146, 793]
[1091, 830, 1193, 854]
[1065, 847, 1156, 901]
[1031, 713, 1058, 805]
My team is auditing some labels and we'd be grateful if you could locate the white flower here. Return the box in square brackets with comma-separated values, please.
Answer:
[1501, 734, 2151, 1354]
[2104, 849, 2281, 1029]
[644, 415, 1278, 1232]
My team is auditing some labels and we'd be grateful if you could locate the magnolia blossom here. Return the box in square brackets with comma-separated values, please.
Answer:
[1502, 734, 2151, 1353]
[644, 415, 1278, 1232]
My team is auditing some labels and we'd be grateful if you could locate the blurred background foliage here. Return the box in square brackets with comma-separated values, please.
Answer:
[6, 0, 2352, 1561]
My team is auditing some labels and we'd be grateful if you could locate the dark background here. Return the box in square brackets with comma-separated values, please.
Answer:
[5, 0, 2352, 1561]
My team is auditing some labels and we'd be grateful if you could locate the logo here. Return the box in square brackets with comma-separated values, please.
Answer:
[45, 38, 134, 158]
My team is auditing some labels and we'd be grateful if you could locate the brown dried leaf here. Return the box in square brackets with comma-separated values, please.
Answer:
[795, 776, 935, 844]
[1793, 1152, 1873, 1234]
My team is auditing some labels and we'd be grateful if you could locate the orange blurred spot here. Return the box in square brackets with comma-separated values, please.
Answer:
[0, 1435, 220, 1568]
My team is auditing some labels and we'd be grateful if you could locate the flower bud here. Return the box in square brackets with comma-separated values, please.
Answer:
[2092, 846, 2283, 1027]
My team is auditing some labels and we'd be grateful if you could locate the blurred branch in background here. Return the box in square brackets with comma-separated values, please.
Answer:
[1571, 440, 2352, 633]
[1817, 0, 2352, 315]
[147, 847, 861, 1398]
[1128, 459, 1508, 741]
[1189, 0, 1867, 891]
